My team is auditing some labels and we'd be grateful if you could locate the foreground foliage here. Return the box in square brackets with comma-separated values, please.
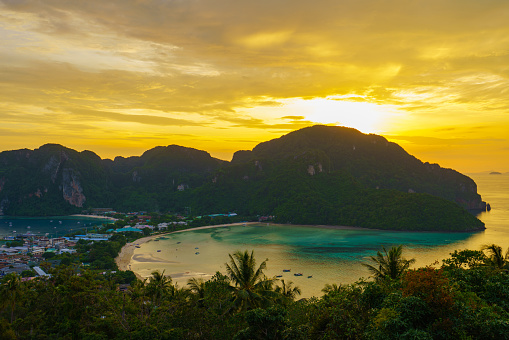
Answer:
[1, 245, 509, 339]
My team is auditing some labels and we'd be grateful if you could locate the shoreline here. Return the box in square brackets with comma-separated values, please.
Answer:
[114, 222, 259, 274]
[115, 222, 482, 280]
[70, 214, 117, 221]
[115, 222, 380, 277]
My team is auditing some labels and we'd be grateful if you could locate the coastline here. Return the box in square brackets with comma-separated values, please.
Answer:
[115, 222, 381, 278]
[115, 235, 155, 275]
[70, 214, 117, 221]
[116, 221, 484, 276]
[114, 222, 259, 274]
[115, 221, 488, 294]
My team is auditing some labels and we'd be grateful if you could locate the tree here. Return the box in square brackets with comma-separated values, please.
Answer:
[481, 244, 508, 270]
[225, 250, 277, 312]
[145, 270, 174, 305]
[363, 245, 415, 282]
[187, 277, 206, 302]
[275, 279, 301, 303]
[321, 283, 343, 295]
[442, 249, 487, 269]
[403, 267, 455, 319]
[234, 306, 288, 340]
[0, 273, 22, 323]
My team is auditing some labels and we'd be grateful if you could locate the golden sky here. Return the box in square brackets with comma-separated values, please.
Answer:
[1, 0, 509, 172]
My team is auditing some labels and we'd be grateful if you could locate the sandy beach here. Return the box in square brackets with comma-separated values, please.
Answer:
[113, 221, 483, 297]
[114, 222, 258, 272]
[70, 214, 117, 221]
[115, 235, 154, 271]
[115, 222, 382, 296]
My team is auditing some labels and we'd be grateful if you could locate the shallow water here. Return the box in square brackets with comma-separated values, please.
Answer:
[131, 173, 509, 298]
[0, 216, 112, 238]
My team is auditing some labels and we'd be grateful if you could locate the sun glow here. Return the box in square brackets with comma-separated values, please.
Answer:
[285, 97, 400, 134]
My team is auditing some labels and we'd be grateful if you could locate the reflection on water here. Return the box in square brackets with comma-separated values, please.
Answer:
[130, 173, 509, 298]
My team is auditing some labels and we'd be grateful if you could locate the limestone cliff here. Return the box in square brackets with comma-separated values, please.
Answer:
[62, 168, 86, 207]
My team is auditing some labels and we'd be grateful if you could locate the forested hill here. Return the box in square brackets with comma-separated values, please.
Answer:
[0, 126, 486, 231]
[0, 144, 225, 215]
[232, 126, 486, 211]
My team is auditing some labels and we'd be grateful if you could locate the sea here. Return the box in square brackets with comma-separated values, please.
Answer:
[130, 172, 509, 298]
[0, 216, 113, 238]
[1, 174, 507, 298]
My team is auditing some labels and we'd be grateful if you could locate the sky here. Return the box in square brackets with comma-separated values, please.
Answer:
[1, 0, 509, 173]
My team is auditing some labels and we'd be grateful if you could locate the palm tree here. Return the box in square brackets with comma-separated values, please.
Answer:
[187, 277, 206, 300]
[225, 250, 277, 312]
[362, 245, 415, 282]
[321, 283, 343, 295]
[275, 279, 301, 303]
[481, 244, 509, 270]
[146, 270, 174, 305]
[129, 277, 147, 291]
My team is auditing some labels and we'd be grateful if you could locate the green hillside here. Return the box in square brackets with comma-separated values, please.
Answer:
[0, 126, 487, 231]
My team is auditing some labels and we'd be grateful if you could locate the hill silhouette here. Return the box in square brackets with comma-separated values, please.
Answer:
[0, 126, 486, 231]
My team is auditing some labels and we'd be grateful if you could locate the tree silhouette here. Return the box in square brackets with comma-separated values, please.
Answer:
[146, 270, 174, 305]
[225, 250, 276, 312]
[321, 283, 343, 295]
[363, 245, 415, 282]
[481, 244, 508, 270]
[275, 279, 301, 303]
[187, 277, 206, 300]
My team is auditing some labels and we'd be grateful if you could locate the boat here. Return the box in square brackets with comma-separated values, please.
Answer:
[195, 252, 200, 255]
[283, 269, 291, 272]
[307, 276, 313, 278]
[157, 250, 161, 252]
[177, 241, 181, 244]
[294, 273, 303, 276]
[276, 275, 283, 278]
[135, 245, 140, 248]
[195, 247, 199, 249]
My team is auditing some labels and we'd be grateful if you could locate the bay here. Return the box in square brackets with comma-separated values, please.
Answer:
[131, 173, 509, 298]
[0, 216, 113, 238]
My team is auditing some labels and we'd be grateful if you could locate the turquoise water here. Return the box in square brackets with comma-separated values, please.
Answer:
[0, 216, 113, 238]
[132, 173, 509, 298]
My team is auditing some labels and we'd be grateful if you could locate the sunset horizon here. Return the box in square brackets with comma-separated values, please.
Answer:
[1, 0, 509, 173]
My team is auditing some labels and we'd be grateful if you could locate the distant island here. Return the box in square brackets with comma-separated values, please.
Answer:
[0, 125, 486, 232]
[490, 171, 502, 175]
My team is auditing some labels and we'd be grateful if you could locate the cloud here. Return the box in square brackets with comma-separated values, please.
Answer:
[281, 116, 306, 120]
[385, 135, 506, 146]
[1, 0, 509, 169]
[71, 108, 204, 126]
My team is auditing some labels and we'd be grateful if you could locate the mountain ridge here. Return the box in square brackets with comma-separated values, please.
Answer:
[0, 126, 487, 231]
